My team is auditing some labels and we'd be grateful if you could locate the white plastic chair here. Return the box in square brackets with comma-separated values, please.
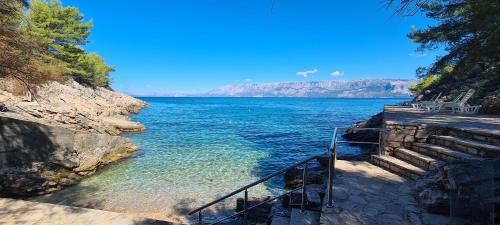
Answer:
[412, 92, 442, 109]
[462, 105, 481, 114]
[426, 92, 463, 112]
[437, 89, 476, 113]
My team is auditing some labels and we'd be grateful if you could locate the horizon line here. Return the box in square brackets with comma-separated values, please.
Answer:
[129, 96, 413, 99]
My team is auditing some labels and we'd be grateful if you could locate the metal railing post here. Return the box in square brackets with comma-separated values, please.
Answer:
[189, 126, 388, 224]
[188, 156, 318, 218]
[378, 130, 383, 156]
[243, 189, 248, 225]
[188, 127, 387, 225]
[301, 163, 308, 212]
[326, 128, 337, 208]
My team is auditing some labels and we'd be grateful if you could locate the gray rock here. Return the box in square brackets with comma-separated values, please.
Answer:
[0, 78, 148, 136]
[0, 107, 138, 197]
[0, 78, 147, 196]
[283, 167, 324, 188]
[0, 103, 7, 112]
[235, 196, 274, 223]
[102, 116, 145, 133]
[342, 112, 383, 143]
[417, 188, 449, 215]
[480, 95, 500, 115]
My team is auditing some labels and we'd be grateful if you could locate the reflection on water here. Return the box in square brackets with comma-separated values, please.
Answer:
[34, 98, 406, 221]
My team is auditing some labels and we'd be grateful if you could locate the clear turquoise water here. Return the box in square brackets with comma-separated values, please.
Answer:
[35, 98, 406, 220]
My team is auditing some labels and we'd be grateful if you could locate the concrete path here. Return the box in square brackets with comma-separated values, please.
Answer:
[384, 106, 500, 134]
[320, 160, 427, 225]
[0, 198, 174, 225]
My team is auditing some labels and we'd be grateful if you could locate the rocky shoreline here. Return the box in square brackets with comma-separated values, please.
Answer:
[0, 79, 148, 197]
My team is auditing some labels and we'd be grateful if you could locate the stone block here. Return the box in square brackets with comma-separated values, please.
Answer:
[386, 132, 406, 142]
[472, 135, 487, 141]
[415, 130, 429, 139]
[416, 138, 427, 143]
[236, 196, 273, 222]
[465, 147, 478, 155]
[384, 147, 395, 154]
[387, 142, 401, 148]
[404, 136, 415, 143]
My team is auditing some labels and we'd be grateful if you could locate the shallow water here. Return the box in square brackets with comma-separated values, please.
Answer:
[34, 97, 406, 221]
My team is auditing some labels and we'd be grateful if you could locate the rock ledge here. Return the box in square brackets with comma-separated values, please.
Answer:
[0, 79, 147, 196]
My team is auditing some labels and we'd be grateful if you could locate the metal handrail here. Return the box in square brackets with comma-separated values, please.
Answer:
[326, 127, 337, 207]
[336, 141, 380, 145]
[189, 126, 386, 225]
[189, 155, 319, 225]
[210, 186, 303, 225]
[188, 155, 319, 216]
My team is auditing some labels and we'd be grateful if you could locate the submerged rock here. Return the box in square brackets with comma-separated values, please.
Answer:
[235, 196, 274, 223]
[283, 167, 325, 188]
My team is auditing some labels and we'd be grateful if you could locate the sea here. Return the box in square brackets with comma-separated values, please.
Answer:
[34, 97, 407, 222]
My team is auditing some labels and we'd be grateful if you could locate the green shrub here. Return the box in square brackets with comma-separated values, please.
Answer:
[409, 75, 441, 95]
[75, 53, 115, 88]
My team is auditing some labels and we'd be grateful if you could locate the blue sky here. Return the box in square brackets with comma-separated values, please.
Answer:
[63, 0, 438, 94]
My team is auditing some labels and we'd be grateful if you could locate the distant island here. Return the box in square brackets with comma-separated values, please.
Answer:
[132, 79, 416, 98]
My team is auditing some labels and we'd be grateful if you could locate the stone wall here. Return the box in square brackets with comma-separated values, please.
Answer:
[383, 121, 500, 156]
[0, 116, 138, 197]
[382, 122, 437, 155]
[448, 160, 497, 225]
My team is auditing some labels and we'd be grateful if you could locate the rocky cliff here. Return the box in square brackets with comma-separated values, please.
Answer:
[0, 79, 148, 196]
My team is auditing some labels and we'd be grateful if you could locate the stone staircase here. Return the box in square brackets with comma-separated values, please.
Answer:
[218, 207, 320, 225]
[373, 127, 500, 180]
[271, 208, 320, 225]
[213, 181, 325, 225]
[216, 209, 320, 225]
[268, 185, 323, 225]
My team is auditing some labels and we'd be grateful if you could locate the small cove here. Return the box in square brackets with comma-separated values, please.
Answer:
[34, 97, 407, 221]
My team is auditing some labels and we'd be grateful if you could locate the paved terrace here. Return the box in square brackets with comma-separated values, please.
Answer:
[384, 106, 500, 134]
[0, 198, 174, 225]
[320, 160, 431, 225]
[319, 106, 500, 225]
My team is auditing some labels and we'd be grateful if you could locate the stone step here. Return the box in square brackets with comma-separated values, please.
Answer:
[271, 216, 290, 225]
[411, 142, 482, 162]
[289, 208, 320, 225]
[288, 184, 324, 211]
[429, 135, 500, 158]
[445, 127, 500, 146]
[372, 155, 426, 180]
[217, 220, 244, 225]
[393, 148, 442, 171]
[305, 185, 323, 210]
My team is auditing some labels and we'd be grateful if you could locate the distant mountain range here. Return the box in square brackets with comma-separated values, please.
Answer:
[203, 79, 416, 98]
[129, 79, 417, 98]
